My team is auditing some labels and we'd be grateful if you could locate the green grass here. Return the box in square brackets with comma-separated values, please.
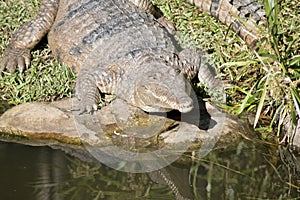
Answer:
[0, 0, 299, 143]
[0, 0, 76, 113]
[154, 0, 299, 143]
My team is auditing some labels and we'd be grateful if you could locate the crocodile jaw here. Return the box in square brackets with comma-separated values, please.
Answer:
[132, 95, 194, 113]
[176, 96, 194, 113]
[115, 52, 195, 113]
[131, 83, 194, 113]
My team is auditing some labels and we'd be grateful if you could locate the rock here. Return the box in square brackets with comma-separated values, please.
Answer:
[0, 99, 80, 144]
[0, 97, 256, 170]
[0, 97, 254, 146]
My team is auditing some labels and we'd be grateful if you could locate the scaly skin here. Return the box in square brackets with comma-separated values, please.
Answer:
[187, 0, 265, 47]
[1, 0, 59, 73]
[0, 0, 237, 114]
[149, 165, 194, 200]
[75, 50, 195, 113]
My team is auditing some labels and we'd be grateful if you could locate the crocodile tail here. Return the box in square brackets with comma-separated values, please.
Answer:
[186, 0, 265, 47]
[149, 166, 194, 200]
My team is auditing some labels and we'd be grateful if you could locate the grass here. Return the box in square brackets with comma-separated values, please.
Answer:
[154, 0, 299, 144]
[0, 0, 76, 113]
[0, 0, 299, 144]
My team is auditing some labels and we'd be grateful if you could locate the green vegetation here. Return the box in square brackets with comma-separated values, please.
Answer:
[154, 0, 300, 143]
[0, 0, 76, 113]
[0, 0, 299, 144]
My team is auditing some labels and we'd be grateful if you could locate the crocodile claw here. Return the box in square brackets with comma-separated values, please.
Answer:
[1, 45, 31, 73]
[75, 87, 99, 115]
[73, 93, 98, 115]
[81, 102, 98, 114]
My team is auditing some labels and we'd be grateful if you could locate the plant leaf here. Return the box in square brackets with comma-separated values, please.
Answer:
[254, 75, 269, 127]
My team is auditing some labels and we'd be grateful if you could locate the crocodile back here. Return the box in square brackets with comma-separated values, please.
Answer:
[48, 0, 177, 72]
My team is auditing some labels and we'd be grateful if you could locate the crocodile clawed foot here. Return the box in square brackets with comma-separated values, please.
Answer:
[1, 45, 31, 73]
[83, 103, 98, 114]
[75, 98, 98, 115]
[73, 103, 98, 115]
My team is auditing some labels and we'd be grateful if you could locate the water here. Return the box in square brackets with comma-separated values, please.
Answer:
[0, 140, 299, 199]
[0, 142, 70, 200]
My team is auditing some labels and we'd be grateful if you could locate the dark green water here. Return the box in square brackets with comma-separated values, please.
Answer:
[0, 140, 299, 200]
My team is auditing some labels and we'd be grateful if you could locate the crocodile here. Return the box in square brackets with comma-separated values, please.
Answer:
[0, 0, 264, 113]
[0, 0, 223, 114]
[187, 0, 265, 47]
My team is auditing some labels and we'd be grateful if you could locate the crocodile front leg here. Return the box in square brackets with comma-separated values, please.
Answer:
[75, 66, 120, 114]
[75, 69, 99, 114]
[176, 49, 221, 88]
[177, 48, 224, 100]
[1, 0, 59, 73]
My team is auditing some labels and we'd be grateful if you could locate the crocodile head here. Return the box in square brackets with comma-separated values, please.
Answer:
[132, 81, 194, 113]
[125, 60, 194, 113]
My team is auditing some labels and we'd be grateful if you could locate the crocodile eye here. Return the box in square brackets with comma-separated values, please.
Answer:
[175, 68, 181, 74]
[149, 72, 162, 80]
[166, 67, 180, 76]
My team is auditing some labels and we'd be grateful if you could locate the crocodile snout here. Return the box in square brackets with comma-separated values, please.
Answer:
[177, 96, 193, 113]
